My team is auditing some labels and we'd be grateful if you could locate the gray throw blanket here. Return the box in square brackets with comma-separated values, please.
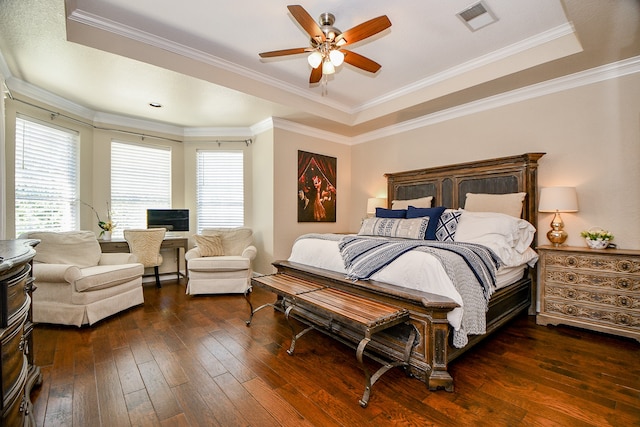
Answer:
[337, 235, 501, 347]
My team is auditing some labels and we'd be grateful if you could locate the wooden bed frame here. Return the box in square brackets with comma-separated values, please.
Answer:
[273, 153, 545, 391]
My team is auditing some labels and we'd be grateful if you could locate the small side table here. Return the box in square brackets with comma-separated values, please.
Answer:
[537, 245, 640, 342]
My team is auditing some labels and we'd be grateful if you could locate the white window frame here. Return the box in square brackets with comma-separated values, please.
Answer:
[196, 150, 244, 231]
[110, 141, 171, 238]
[14, 115, 79, 235]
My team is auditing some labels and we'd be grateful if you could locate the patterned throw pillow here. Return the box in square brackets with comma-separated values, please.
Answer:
[406, 206, 446, 240]
[435, 210, 463, 242]
[358, 217, 429, 240]
[194, 234, 224, 256]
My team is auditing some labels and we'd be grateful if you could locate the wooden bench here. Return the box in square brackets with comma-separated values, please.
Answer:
[246, 273, 416, 407]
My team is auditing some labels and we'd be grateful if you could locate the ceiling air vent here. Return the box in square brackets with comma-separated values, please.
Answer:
[457, 1, 498, 32]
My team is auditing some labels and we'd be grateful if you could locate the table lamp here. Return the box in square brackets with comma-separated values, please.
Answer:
[538, 187, 579, 246]
[366, 198, 387, 217]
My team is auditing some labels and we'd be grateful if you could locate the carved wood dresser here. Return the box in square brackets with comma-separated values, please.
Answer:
[0, 239, 41, 426]
[537, 245, 640, 342]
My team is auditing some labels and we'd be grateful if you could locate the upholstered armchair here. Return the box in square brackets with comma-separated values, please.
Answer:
[185, 227, 257, 295]
[20, 230, 144, 326]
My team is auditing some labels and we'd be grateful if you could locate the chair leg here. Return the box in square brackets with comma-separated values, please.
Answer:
[154, 266, 161, 288]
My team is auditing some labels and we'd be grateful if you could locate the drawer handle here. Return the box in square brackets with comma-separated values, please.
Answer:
[617, 296, 630, 307]
[565, 257, 577, 267]
[565, 289, 576, 299]
[618, 261, 632, 272]
[617, 279, 630, 289]
[566, 273, 577, 283]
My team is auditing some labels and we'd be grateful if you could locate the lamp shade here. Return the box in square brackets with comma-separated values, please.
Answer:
[366, 197, 387, 214]
[538, 187, 579, 212]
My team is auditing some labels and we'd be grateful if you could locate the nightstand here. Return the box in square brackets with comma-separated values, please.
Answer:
[537, 245, 640, 342]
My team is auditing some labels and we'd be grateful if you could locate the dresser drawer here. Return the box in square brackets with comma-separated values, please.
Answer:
[0, 304, 28, 407]
[1, 379, 26, 427]
[543, 250, 640, 275]
[544, 282, 638, 311]
[537, 246, 640, 342]
[544, 268, 639, 292]
[543, 297, 639, 331]
[0, 265, 29, 328]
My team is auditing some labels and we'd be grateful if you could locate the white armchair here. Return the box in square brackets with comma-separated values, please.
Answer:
[20, 231, 144, 326]
[185, 227, 257, 295]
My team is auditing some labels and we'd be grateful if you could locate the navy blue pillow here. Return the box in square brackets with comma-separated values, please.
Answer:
[406, 206, 446, 240]
[375, 207, 407, 218]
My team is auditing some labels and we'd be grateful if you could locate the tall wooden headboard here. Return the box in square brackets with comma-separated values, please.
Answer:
[385, 153, 545, 230]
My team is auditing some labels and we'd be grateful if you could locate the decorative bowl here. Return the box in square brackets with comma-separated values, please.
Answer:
[581, 227, 613, 249]
[585, 238, 609, 249]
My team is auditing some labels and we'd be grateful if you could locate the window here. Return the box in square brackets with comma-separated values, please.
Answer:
[111, 141, 171, 238]
[196, 150, 243, 231]
[15, 115, 79, 235]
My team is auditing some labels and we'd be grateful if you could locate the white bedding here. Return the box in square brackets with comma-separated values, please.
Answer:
[288, 234, 537, 333]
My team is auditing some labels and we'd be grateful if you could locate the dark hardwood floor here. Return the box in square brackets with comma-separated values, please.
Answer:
[30, 279, 639, 426]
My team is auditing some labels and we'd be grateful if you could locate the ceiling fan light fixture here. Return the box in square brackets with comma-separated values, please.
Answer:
[307, 50, 323, 68]
[322, 59, 335, 75]
[329, 49, 344, 67]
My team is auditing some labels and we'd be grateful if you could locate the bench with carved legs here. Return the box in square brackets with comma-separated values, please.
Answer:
[246, 273, 416, 407]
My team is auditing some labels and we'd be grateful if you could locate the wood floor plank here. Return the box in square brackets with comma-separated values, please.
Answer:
[114, 346, 147, 395]
[124, 388, 162, 427]
[43, 382, 73, 427]
[170, 382, 225, 427]
[72, 372, 101, 427]
[171, 347, 249, 426]
[242, 376, 315, 427]
[200, 333, 256, 384]
[95, 360, 132, 426]
[137, 359, 183, 421]
[28, 281, 640, 426]
[213, 372, 281, 427]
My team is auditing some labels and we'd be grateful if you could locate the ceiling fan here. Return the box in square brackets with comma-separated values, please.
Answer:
[259, 5, 392, 85]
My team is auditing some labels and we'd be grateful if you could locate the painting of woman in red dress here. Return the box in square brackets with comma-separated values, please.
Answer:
[298, 151, 336, 222]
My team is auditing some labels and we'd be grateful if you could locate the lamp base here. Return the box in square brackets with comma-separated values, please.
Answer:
[547, 229, 568, 246]
[547, 211, 568, 246]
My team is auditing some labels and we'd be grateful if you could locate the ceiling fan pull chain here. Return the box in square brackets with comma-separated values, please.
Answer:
[321, 75, 328, 96]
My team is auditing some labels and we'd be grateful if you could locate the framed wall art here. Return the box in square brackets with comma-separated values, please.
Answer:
[297, 150, 336, 222]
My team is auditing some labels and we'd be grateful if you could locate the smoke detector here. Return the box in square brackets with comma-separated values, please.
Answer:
[457, 1, 498, 31]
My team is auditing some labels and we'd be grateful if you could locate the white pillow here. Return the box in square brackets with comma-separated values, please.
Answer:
[358, 217, 429, 240]
[391, 196, 433, 210]
[464, 192, 526, 218]
[454, 210, 536, 267]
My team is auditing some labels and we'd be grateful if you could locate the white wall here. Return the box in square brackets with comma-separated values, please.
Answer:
[270, 128, 352, 270]
[350, 73, 640, 250]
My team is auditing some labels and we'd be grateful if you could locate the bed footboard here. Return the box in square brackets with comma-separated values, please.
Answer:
[271, 260, 532, 391]
[272, 260, 460, 390]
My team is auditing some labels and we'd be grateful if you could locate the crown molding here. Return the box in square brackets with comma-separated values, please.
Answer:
[351, 55, 640, 144]
[3, 42, 638, 146]
[353, 22, 578, 113]
[67, 8, 352, 115]
[270, 118, 351, 145]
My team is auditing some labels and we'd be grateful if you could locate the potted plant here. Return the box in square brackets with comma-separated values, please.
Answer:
[580, 228, 613, 249]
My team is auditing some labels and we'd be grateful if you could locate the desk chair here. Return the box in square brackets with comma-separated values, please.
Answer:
[124, 228, 166, 288]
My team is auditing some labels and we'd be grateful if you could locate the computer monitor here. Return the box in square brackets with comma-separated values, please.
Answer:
[146, 209, 189, 232]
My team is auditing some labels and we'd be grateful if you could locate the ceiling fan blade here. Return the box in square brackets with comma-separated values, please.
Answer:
[259, 47, 308, 58]
[288, 5, 326, 43]
[310, 64, 323, 83]
[342, 50, 382, 73]
[338, 15, 391, 47]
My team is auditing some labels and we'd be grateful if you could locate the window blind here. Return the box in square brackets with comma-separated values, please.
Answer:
[14, 115, 79, 235]
[196, 150, 244, 231]
[111, 141, 171, 238]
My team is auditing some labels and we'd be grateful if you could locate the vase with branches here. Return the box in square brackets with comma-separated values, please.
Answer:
[80, 201, 115, 238]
